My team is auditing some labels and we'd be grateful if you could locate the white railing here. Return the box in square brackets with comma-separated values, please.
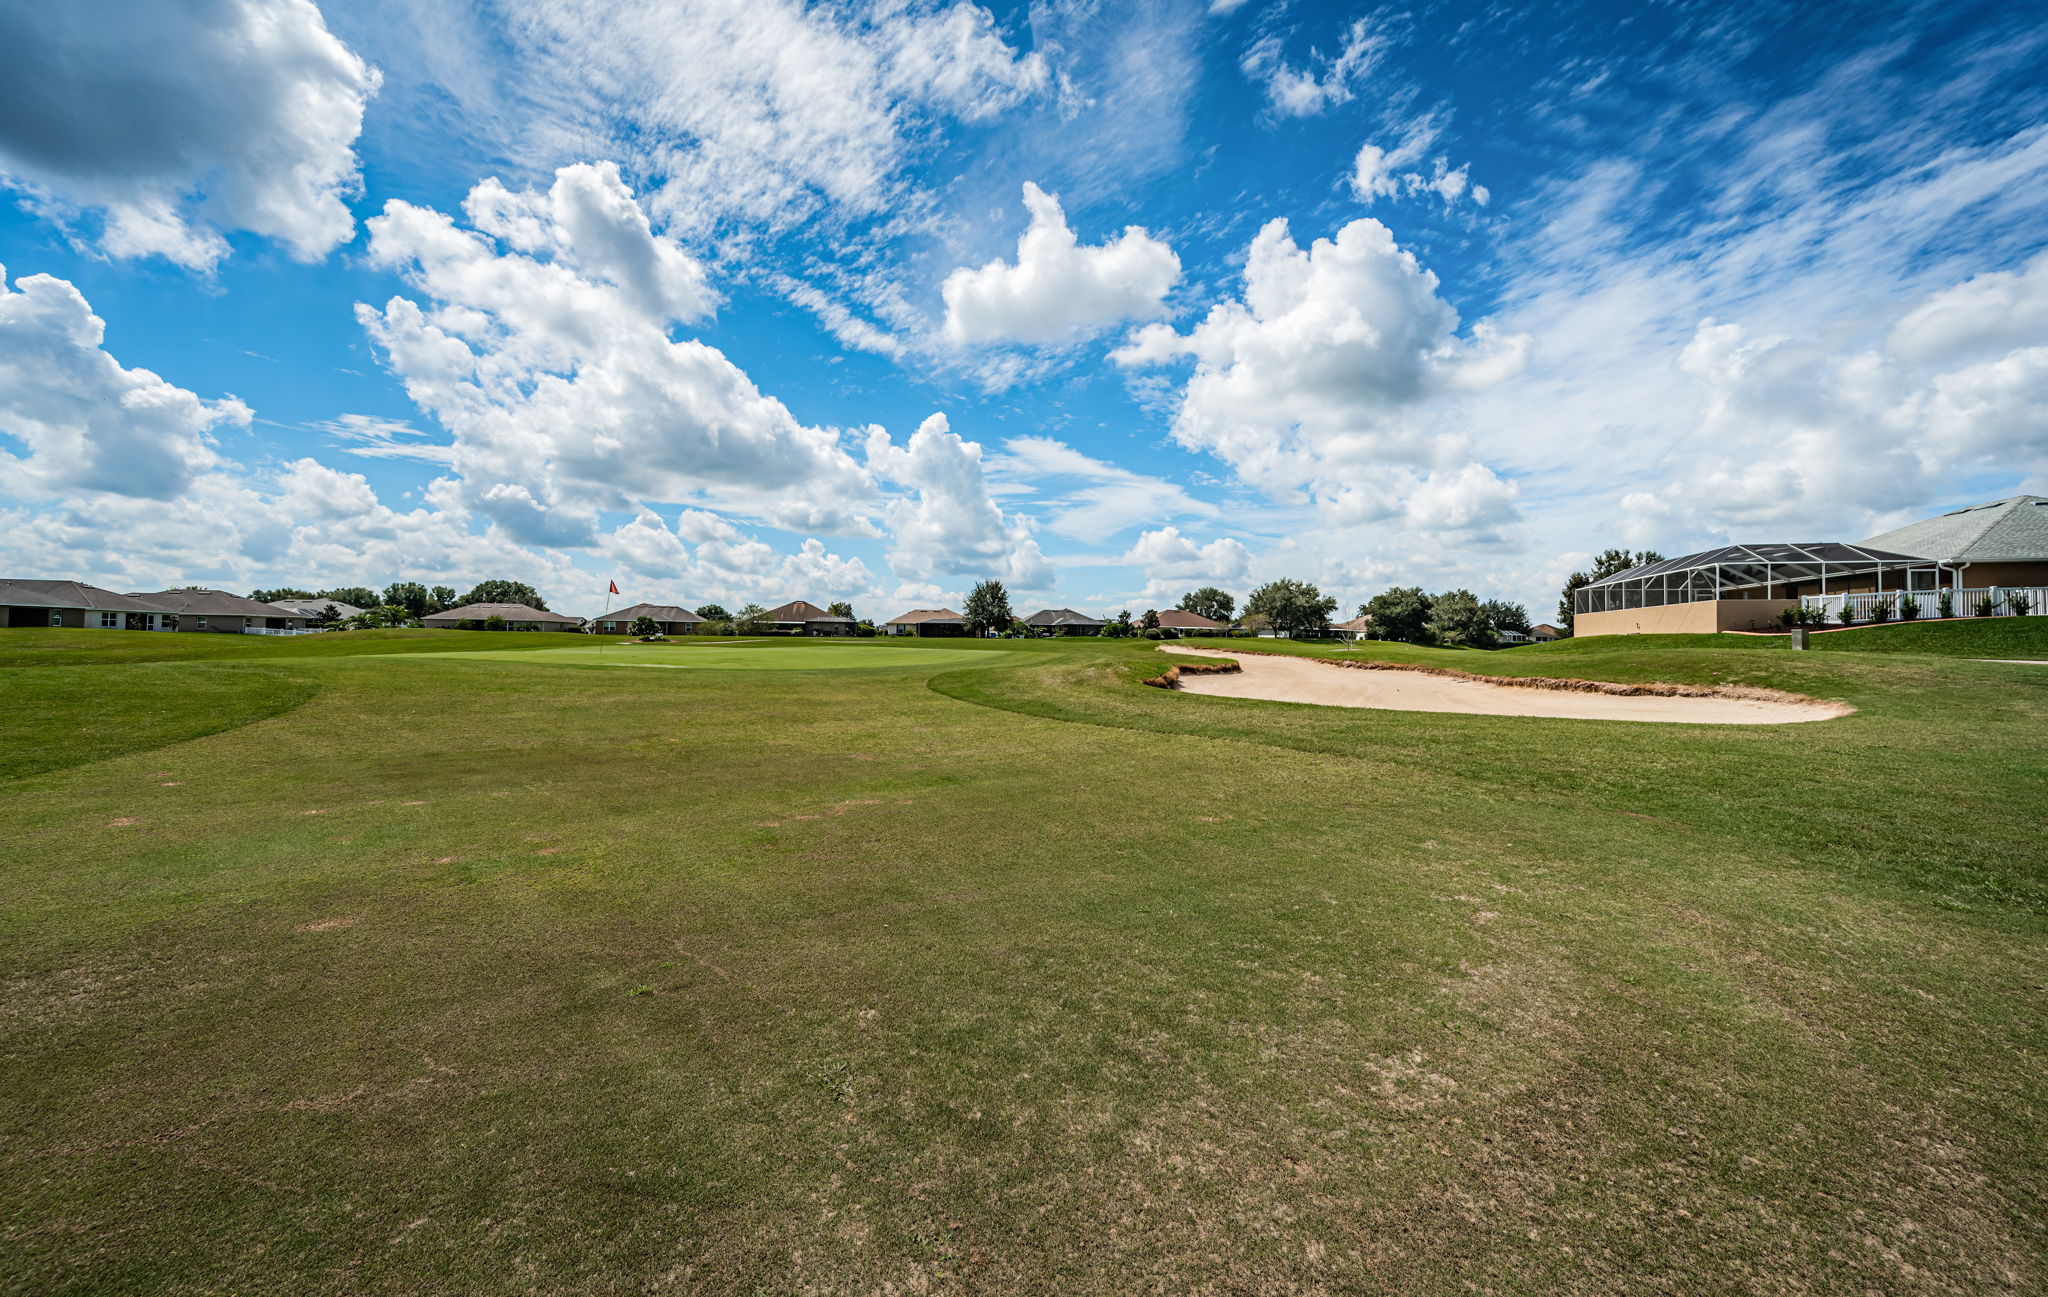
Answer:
[1801, 587, 2046, 621]
[241, 626, 322, 636]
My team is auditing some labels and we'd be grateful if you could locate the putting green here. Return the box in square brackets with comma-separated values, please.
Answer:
[391, 642, 1008, 671]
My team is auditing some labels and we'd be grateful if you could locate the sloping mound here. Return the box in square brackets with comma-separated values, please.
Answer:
[1158, 647, 1849, 725]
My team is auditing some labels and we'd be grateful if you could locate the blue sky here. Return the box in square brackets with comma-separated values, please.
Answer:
[2, 0, 2044, 620]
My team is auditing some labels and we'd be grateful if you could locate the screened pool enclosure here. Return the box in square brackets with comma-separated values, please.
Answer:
[1575, 543, 1939, 616]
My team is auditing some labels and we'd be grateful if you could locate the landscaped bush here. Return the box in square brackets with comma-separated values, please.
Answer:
[1870, 598, 1893, 623]
[2011, 591, 2034, 616]
[1937, 591, 1954, 618]
[1837, 602, 1857, 626]
[1141, 628, 1166, 640]
[1975, 595, 1997, 617]
[455, 618, 477, 631]
[1899, 594, 1920, 621]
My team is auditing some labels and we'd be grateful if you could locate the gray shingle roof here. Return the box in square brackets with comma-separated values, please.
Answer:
[130, 588, 302, 617]
[1859, 496, 2048, 562]
[884, 608, 964, 625]
[1023, 608, 1103, 626]
[266, 598, 365, 619]
[764, 600, 853, 623]
[594, 603, 705, 623]
[0, 579, 166, 612]
[423, 602, 581, 624]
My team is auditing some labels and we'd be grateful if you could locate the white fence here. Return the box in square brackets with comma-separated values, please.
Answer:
[1800, 587, 2046, 621]
[242, 626, 323, 636]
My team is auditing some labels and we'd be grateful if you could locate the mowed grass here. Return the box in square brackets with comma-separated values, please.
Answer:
[401, 640, 1014, 671]
[2, 625, 2044, 1295]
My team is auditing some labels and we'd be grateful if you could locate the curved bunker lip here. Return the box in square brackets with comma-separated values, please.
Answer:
[1155, 646, 1852, 725]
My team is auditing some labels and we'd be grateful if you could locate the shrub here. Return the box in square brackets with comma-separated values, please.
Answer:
[1937, 591, 1954, 619]
[484, 614, 507, 631]
[1899, 594, 1920, 621]
[2011, 591, 2034, 616]
[1141, 628, 1166, 640]
[1869, 598, 1893, 623]
[1778, 607, 1799, 629]
[1975, 594, 1997, 617]
[454, 618, 477, 631]
[1836, 602, 1856, 626]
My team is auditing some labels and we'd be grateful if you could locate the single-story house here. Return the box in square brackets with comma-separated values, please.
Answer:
[761, 600, 857, 636]
[267, 597, 365, 623]
[1023, 608, 1105, 636]
[1329, 614, 1372, 642]
[591, 603, 706, 636]
[1572, 542, 1931, 637]
[421, 602, 582, 631]
[1528, 623, 1562, 642]
[883, 608, 967, 637]
[1576, 498, 2048, 637]
[1859, 495, 2048, 589]
[1154, 609, 1226, 636]
[131, 588, 309, 633]
[1497, 627, 1532, 645]
[0, 579, 174, 630]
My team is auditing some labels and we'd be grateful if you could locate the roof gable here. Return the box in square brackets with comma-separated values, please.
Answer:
[884, 608, 964, 625]
[0, 579, 165, 612]
[428, 602, 579, 623]
[1860, 496, 2048, 562]
[1155, 610, 1222, 628]
[764, 600, 851, 621]
[595, 603, 704, 623]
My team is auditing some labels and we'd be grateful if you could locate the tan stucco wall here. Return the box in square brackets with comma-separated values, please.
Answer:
[1575, 598, 1795, 638]
[1958, 562, 2048, 586]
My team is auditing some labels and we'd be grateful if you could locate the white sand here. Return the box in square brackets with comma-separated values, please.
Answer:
[1159, 647, 1848, 725]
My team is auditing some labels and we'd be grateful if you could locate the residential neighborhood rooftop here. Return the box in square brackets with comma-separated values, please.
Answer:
[594, 603, 704, 624]
[1023, 607, 1104, 626]
[424, 602, 581, 624]
[764, 600, 854, 623]
[1155, 610, 1224, 629]
[884, 608, 964, 625]
[1860, 495, 2048, 562]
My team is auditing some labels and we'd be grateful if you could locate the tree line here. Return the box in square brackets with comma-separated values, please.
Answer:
[249, 579, 551, 628]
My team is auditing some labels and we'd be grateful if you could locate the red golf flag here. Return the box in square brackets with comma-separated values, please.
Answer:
[608, 580, 620, 595]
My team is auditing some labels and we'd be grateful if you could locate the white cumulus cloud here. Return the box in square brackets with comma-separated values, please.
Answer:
[0, 0, 378, 268]
[0, 267, 243, 500]
[1114, 215, 1526, 530]
[355, 164, 875, 544]
[1241, 17, 1385, 117]
[865, 414, 1051, 589]
[941, 183, 1180, 346]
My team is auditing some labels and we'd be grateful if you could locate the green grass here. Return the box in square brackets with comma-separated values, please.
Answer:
[2, 626, 2043, 1294]
[397, 641, 1018, 671]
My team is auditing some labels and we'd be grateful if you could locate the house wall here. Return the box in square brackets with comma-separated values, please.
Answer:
[7, 606, 83, 627]
[1955, 561, 2048, 586]
[1574, 598, 1796, 638]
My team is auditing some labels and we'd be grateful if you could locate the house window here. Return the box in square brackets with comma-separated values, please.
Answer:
[602, 621, 616, 631]
[50, 611, 62, 627]
[99, 612, 120, 628]
[196, 617, 207, 629]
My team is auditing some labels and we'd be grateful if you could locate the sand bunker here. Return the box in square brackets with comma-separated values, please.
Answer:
[1157, 646, 1848, 725]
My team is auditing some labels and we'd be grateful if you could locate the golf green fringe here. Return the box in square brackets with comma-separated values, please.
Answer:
[1142, 660, 1242, 690]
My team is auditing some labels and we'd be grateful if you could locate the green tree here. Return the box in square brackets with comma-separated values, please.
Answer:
[1140, 608, 1161, 630]
[732, 603, 770, 633]
[1245, 579, 1337, 638]
[250, 587, 313, 602]
[694, 604, 730, 622]
[384, 582, 431, 619]
[827, 601, 854, 620]
[1361, 587, 1433, 643]
[483, 614, 507, 631]
[963, 580, 1013, 635]
[311, 602, 348, 628]
[459, 580, 548, 611]
[427, 585, 457, 615]
[1429, 589, 1497, 648]
[316, 587, 380, 608]
[1558, 549, 1663, 632]
[1481, 598, 1531, 637]
[1177, 586, 1235, 622]
[629, 615, 661, 637]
